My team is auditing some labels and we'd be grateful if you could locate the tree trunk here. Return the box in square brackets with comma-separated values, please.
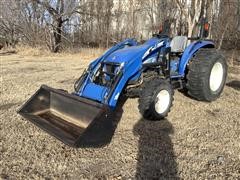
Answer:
[218, 20, 229, 50]
[52, 18, 63, 53]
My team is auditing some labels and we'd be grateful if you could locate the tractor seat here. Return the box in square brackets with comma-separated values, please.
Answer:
[170, 36, 188, 53]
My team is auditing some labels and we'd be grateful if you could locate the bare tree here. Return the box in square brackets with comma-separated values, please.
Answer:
[34, 0, 80, 52]
[0, 0, 239, 51]
[175, 0, 204, 37]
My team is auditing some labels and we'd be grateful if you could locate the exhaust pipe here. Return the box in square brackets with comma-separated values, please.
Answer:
[18, 85, 110, 147]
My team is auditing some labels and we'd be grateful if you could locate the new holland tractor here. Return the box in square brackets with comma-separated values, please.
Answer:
[18, 23, 227, 147]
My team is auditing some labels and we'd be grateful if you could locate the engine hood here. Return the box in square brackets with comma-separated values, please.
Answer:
[104, 37, 164, 65]
[104, 45, 150, 64]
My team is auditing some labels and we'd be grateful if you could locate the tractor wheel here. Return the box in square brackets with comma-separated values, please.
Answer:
[186, 48, 227, 101]
[138, 78, 174, 120]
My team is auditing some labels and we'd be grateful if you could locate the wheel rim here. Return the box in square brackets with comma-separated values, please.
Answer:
[155, 90, 170, 114]
[209, 62, 224, 92]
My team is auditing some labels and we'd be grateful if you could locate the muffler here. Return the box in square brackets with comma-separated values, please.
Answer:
[18, 85, 110, 147]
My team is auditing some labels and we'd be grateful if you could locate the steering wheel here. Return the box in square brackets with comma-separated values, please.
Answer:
[153, 34, 169, 39]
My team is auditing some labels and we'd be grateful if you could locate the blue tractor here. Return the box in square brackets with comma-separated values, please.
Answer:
[18, 24, 227, 146]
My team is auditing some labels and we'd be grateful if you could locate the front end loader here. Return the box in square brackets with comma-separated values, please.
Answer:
[18, 24, 228, 146]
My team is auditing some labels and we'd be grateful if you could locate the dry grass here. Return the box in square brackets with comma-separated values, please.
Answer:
[14, 45, 106, 59]
[1, 50, 240, 179]
[15, 45, 50, 56]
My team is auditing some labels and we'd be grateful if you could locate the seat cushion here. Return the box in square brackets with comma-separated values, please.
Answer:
[170, 36, 188, 53]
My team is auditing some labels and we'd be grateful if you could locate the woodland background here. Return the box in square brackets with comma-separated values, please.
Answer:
[0, 0, 239, 52]
[1, 1, 240, 179]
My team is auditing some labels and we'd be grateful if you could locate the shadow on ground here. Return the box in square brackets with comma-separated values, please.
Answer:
[77, 96, 127, 148]
[0, 50, 16, 56]
[227, 80, 240, 91]
[133, 118, 179, 179]
[0, 102, 21, 110]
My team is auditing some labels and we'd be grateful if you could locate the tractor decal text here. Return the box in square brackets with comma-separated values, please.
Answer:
[142, 41, 164, 60]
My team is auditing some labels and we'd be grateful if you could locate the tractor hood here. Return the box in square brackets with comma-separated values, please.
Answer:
[105, 45, 150, 64]
[104, 38, 164, 65]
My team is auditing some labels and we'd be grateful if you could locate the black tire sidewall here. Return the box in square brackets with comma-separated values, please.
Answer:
[187, 49, 228, 102]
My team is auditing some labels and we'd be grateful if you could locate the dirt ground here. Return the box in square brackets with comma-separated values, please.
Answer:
[0, 51, 240, 179]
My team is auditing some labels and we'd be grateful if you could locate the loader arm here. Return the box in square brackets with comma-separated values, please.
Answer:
[75, 39, 138, 98]
[77, 38, 167, 108]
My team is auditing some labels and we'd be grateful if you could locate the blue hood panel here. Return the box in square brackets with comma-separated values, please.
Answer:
[104, 38, 161, 64]
[105, 45, 149, 64]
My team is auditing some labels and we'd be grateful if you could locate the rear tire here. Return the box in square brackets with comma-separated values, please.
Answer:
[138, 78, 174, 120]
[186, 48, 227, 101]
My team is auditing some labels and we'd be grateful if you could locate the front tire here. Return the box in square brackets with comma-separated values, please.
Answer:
[138, 79, 174, 120]
[186, 48, 228, 101]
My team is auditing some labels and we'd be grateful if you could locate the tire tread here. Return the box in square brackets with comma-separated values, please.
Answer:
[186, 48, 227, 101]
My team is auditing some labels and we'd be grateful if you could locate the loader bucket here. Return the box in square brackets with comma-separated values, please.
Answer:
[18, 85, 110, 147]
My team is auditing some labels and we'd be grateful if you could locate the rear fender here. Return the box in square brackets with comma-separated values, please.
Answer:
[178, 40, 215, 76]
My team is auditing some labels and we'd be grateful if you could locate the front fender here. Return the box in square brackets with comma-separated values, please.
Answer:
[178, 40, 215, 76]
